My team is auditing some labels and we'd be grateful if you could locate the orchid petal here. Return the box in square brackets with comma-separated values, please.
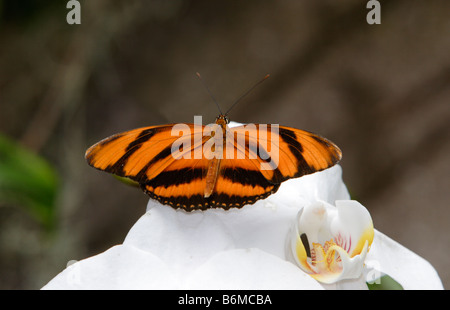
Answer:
[330, 200, 374, 257]
[366, 230, 443, 290]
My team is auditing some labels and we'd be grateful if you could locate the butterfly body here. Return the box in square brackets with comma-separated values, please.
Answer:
[204, 115, 228, 198]
[85, 115, 341, 211]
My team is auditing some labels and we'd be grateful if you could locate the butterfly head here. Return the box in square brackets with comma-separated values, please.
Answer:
[215, 114, 230, 126]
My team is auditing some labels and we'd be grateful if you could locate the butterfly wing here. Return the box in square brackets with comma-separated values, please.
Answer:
[86, 122, 341, 211]
[204, 124, 342, 209]
[87, 124, 200, 180]
[86, 125, 181, 182]
[208, 156, 281, 210]
[139, 139, 212, 211]
[274, 125, 342, 182]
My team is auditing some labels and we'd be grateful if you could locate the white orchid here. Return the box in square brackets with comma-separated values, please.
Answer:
[42, 165, 443, 290]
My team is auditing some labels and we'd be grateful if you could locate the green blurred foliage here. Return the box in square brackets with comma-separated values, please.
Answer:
[113, 175, 140, 188]
[0, 134, 58, 231]
[367, 275, 404, 290]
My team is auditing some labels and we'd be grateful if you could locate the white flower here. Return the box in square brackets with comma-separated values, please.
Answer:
[287, 200, 374, 284]
[42, 165, 443, 290]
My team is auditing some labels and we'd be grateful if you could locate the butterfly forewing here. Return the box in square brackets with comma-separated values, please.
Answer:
[86, 124, 203, 182]
[228, 125, 341, 183]
[276, 126, 342, 181]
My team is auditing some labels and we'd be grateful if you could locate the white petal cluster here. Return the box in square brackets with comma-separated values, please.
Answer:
[42, 165, 443, 290]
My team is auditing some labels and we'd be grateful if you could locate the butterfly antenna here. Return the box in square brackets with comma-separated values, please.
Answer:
[196, 72, 223, 115]
[225, 74, 270, 116]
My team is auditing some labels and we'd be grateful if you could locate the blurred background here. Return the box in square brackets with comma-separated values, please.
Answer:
[0, 0, 448, 289]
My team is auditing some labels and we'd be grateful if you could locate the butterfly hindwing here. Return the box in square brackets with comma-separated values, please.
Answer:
[141, 158, 209, 210]
[210, 157, 280, 210]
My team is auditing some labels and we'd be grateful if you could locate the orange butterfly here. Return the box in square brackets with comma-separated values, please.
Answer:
[85, 76, 342, 211]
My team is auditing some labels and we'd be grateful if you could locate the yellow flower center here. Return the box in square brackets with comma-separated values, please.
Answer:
[310, 240, 343, 274]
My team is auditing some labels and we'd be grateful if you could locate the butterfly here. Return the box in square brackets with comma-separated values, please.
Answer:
[85, 75, 342, 211]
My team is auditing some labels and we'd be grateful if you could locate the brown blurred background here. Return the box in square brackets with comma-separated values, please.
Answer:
[0, 0, 448, 289]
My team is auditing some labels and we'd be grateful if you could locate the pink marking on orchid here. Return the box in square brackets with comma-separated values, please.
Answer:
[334, 232, 352, 254]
